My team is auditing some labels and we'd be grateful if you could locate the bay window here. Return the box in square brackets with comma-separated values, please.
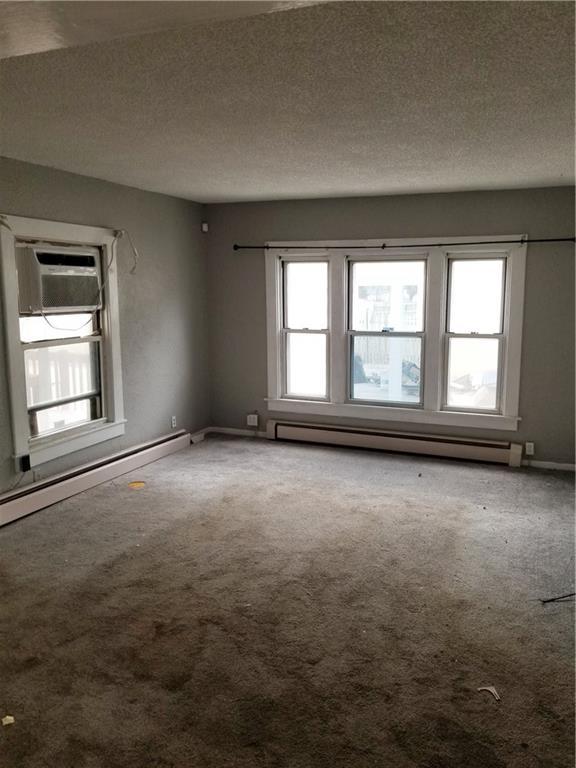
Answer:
[266, 237, 526, 431]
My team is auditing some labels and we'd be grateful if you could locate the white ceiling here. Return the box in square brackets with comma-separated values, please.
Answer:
[0, 1, 321, 59]
[0, 1, 574, 203]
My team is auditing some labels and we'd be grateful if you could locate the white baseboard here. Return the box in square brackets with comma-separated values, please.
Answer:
[191, 426, 267, 440]
[522, 459, 575, 471]
[0, 426, 267, 527]
[196, 426, 575, 470]
[0, 431, 191, 527]
[3, 425, 571, 528]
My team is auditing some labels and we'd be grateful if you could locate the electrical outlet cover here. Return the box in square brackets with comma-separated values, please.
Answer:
[525, 442, 535, 456]
[247, 414, 258, 427]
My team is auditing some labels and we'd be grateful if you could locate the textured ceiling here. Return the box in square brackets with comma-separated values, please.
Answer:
[0, 1, 574, 203]
[0, 1, 321, 59]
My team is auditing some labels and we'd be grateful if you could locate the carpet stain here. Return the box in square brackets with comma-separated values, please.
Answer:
[0, 436, 573, 767]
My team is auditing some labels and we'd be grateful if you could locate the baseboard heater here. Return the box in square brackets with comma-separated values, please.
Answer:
[269, 421, 522, 467]
[0, 430, 191, 527]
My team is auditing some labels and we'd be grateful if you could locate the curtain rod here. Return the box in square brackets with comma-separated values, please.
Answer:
[233, 237, 575, 251]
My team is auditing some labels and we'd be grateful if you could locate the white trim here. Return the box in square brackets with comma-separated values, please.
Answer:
[266, 397, 520, 430]
[500, 245, 526, 418]
[272, 421, 520, 466]
[192, 426, 268, 440]
[190, 427, 576, 470]
[100, 233, 125, 426]
[0, 214, 125, 467]
[27, 421, 127, 467]
[265, 236, 526, 433]
[0, 216, 117, 247]
[422, 250, 444, 412]
[1, 427, 569, 527]
[522, 460, 575, 472]
[265, 252, 282, 401]
[330, 252, 347, 403]
[0, 221, 29, 457]
[0, 431, 190, 526]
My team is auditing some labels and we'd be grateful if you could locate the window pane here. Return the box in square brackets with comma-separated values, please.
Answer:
[31, 398, 98, 437]
[448, 259, 504, 334]
[24, 342, 100, 408]
[447, 338, 499, 410]
[20, 314, 95, 343]
[285, 262, 328, 330]
[286, 333, 326, 398]
[352, 336, 422, 404]
[351, 261, 425, 332]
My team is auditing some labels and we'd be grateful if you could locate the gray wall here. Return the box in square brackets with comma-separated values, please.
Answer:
[1, 162, 573, 478]
[0, 157, 210, 493]
[206, 187, 575, 463]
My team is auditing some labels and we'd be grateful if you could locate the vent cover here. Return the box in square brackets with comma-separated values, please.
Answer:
[270, 420, 522, 466]
[41, 274, 100, 309]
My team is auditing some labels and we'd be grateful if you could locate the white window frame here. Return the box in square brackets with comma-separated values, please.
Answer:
[1, 215, 125, 468]
[266, 236, 527, 431]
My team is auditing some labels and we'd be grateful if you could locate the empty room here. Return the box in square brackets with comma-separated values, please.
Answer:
[0, 1, 574, 766]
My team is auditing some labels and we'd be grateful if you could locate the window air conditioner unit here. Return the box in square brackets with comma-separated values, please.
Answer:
[16, 246, 102, 314]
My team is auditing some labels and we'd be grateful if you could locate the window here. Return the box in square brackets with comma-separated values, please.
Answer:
[22, 316, 102, 438]
[283, 261, 328, 399]
[445, 259, 505, 412]
[350, 260, 425, 405]
[266, 237, 526, 431]
[0, 216, 125, 468]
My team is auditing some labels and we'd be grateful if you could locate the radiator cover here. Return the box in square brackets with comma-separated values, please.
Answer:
[269, 420, 522, 466]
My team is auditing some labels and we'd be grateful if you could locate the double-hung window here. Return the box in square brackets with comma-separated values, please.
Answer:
[445, 257, 505, 412]
[0, 216, 125, 469]
[349, 259, 426, 406]
[20, 306, 103, 439]
[266, 237, 526, 431]
[282, 260, 329, 399]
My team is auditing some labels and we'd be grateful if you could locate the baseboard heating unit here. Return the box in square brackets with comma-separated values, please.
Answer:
[268, 421, 522, 467]
[0, 430, 191, 527]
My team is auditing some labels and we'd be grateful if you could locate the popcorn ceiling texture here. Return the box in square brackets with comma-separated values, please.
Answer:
[0, 1, 574, 202]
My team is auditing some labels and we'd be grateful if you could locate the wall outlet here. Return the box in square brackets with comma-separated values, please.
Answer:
[246, 413, 259, 427]
[525, 441, 535, 456]
[171, 416, 177, 429]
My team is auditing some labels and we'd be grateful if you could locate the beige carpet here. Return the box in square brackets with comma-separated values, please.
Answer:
[1, 435, 574, 767]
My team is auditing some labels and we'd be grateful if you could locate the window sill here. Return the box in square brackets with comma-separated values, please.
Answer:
[25, 420, 127, 468]
[266, 399, 520, 432]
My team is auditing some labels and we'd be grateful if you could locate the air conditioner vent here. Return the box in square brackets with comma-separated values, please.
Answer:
[41, 274, 100, 309]
[36, 252, 96, 268]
